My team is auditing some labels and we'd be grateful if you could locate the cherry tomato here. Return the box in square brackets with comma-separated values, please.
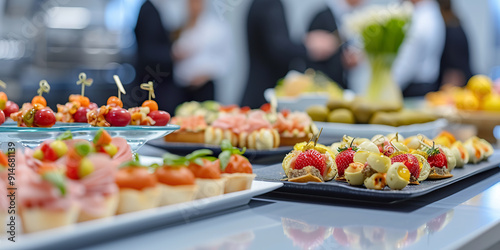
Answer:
[73, 107, 90, 123]
[116, 167, 157, 190]
[222, 154, 253, 174]
[34, 108, 56, 127]
[105, 108, 131, 126]
[0, 92, 7, 110]
[148, 110, 170, 126]
[155, 166, 195, 186]
[69, 94, 80, 103]
[79, 96, 90, 107]
[142, 100, 158, 112]
[260, 103, 271, 112]
[107, 96, 123, 108]
[88, 102, 98, 110]
[0, 110, 5, 125]
[3, 101, 19, 118]
[32, 96, 47, 107]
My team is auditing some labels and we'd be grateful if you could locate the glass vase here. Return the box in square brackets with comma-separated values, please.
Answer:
[366, 54, 403, 107]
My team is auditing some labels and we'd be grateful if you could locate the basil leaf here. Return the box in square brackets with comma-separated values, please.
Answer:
[42, 172, 67, 196]
[193, 158, 204, 166]
[186, 149, 213, 160]
[202, 156, 217, 162]
[56, 131, 73, 141]
[220, 139, 233, 152]
[149, 163, 161, 169]
[119, 160, 144, 169]
[219, 150, 231, 172]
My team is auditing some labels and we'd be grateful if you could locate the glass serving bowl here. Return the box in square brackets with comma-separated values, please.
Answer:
[0, 122, 179, 152]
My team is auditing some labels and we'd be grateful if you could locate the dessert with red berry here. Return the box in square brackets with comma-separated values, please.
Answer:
[426, 143, 453, 179]
[282, 130, 337, 183]
[10, 80, 57, 127]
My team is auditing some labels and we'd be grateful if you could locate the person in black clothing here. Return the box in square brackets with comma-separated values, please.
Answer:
[241, 0, 337, 108]
[307, 9, 346, 89]
[134, 0, 183, 114]
[436, 0, 473, 88]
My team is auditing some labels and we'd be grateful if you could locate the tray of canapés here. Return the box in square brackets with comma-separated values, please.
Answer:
[149, 101, 319, 159]
[0, 130, 281, 249]
[254, 130, 499, 202]
[0, 74, 179, 150]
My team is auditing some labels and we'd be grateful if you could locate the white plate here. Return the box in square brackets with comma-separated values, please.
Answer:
[1, 156, 282, 250]
[315, 118, 448, 141]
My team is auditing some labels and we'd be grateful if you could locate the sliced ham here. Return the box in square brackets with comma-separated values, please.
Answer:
[111, 137, 133, 166]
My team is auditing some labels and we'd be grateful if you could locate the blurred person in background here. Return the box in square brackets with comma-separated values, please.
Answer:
[241, 0, 338, 109]
[307, 0, 365, 89]
[436, 0, 473, 88]
[393, 0, 446, 97]
[172, 0, 233, 102]
[134, 0, 181, 114]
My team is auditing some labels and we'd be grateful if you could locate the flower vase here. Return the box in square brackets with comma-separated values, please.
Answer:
[366, 55, 403, 107]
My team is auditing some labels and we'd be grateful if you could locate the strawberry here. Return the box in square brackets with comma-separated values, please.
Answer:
[335, 145, 357, 177]
[427, 146, 447, 168]
[294, 149, 326, 175]
[391, 153, 420, 178]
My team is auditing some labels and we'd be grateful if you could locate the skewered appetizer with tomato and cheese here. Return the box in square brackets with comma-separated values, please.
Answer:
[127, 81, 171, 126]
[10, 80, 56, 127]
[55, 73, 98, 123]
[0, 90, 19, 124]
[56, 94, 98, 123]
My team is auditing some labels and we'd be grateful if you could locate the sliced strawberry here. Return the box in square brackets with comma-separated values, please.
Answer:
[294, 149, 326, 175]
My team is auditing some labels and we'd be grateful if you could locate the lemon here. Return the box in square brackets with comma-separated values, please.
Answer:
[466, 74, 492, 98]
[482, 93, 500, 111]
[455, 90, 479, 110]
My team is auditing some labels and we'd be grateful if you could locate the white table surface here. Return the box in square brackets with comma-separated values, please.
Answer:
[70, 145, 500, 250]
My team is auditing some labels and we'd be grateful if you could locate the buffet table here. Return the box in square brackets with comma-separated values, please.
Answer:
[67, 145, 500, 250]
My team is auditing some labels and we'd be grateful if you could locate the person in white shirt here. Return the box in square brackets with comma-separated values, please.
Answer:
[172, 0, 233, 102]
[392, 0, 446, 96]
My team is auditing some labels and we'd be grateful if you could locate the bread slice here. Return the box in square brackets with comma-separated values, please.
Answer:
[222, 173, 256, 193]
[116, 186, 161, 214]
[20, 204, 80, 234]
[158, 183, 198, 206]
[78, 194, 119, 222]
[195, 178, 226, 199]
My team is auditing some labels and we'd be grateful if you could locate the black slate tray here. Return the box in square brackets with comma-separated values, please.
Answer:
[147, 138, 292, 164]
[254, 153, 500, 202]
